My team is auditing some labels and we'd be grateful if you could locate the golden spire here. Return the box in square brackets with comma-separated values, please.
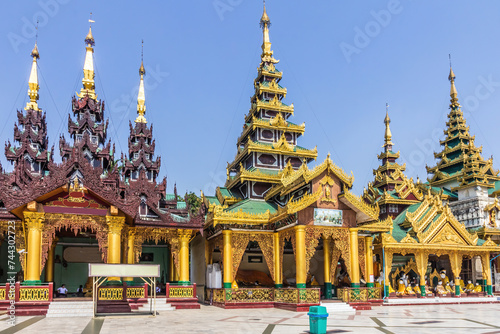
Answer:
[135, 40, 147, 124]
[25, 42, 41, 111]
[260, 1, 273, 58]
[78, 14, 96, 99]
[448, 55, 459, 108]
[383, 103, 393, 149]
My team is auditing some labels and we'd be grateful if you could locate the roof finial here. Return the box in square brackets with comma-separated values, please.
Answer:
[260, 0, 272, 56]
[448, 54, 459, 109]
[135, 39, 147, 124]
[25, 21, 40, 111]
[78, 13, 96, 99]
[383, 103, 393, 150]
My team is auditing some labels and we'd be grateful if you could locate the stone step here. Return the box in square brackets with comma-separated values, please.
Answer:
[47, 301, 94, 317]
[137, 299, 175, 312]
[320, 302, 356, 314]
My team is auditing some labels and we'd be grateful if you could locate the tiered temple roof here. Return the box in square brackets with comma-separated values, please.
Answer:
[426, 67, 500, 191]
[5, 43, 54, 184]
[223, 5, 317, 201]
[363, 109, 422, 220]
[0, 27, 202, 229]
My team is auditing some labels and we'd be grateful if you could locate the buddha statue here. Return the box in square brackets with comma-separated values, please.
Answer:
[465, 280, 475, 292]
[397, 279, 406, 296]
[473, 283, 482, 293]
[413, 284, 420, 295]
[405, 284, 415, 295]
[435, 280, 447, 295]
[440, 270, 450, 286]
[445, 283, 453, 293]
[459, 276, 465, 290]
[424, 280, 433, 295]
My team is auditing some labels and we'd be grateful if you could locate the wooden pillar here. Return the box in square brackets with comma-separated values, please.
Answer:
[349, 228, 360, 287]
[295, 225, 306, 289]
[365, 236, 374, 287]
[222, 230, 233, 288]
[124, 228, 136, 283]
[24, 211, 45, 285]
[273, 232, 282, 287]
[384, 251, 393, 297]
[415, 251, 428, 297]
[449, 252, 463, 297]
[106, 216, 125, 283]
[323, 237, 332, 298]
[45, 238, 57, 283]
[178, 230, 191, 285]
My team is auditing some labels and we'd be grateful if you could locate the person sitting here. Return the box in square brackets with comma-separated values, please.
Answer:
[56, 284, 68, 298]
[465, 280, 475, 292]
[473, 282, 482, 293]
[76, 285, 84, 297]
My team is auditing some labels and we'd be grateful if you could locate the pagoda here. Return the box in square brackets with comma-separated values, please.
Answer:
[426, 67, 500, 191]
[202, 4, 383, 309]
[59, 26, 113, 171]
[223, 4, 317, 202]
[426, 67, 500, 229]
[363, 108, 422, 220]
[5, 43, 53, 185]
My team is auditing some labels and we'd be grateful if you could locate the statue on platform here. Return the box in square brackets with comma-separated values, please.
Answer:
[474, 282, 482, 293]
[439, 269, 450, 286]
[424, 280, 433, 295]
[459, 276, 465, 290]
[375, 271, 384, 288]
[412, 283, 420, 295]
[445, 282, 453, 293]
[465, 280, 475, 292]
[435, 280, 447, 295]
[397, 279, 406, 296]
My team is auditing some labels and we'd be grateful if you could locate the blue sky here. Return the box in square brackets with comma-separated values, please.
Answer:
[1, 0, 500, 196]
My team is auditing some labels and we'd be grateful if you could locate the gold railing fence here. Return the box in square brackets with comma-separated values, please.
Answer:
[337, 287, 381, 303]
[207, 287, 320, 305]
[227, 288, 274, 303]
[98, 287, 123, 301]
[126, 287, 145, 299]
[19, 287, 50, 301]
[169, 286, 194, 298]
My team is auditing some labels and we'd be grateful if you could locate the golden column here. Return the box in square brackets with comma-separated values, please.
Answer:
[222, 230, 233, 288]
[178, 229, 192, 285]
[295, 225, 307, 289]
[123, 228, 136, 284]
[323, 236, 332, 298]
[24, 211, 45, 285]
[365, 236, 374, 287]
[273, 232, 282, 288]
[44, 238, 58, 283]
[482, 253, 493, 296]
[106, 216, 125, 283]
[169, 250, 179, 281]
[349, 228, 360, 287]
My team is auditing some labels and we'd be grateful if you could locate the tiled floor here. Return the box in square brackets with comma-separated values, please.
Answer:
[4, 303, 500, 333]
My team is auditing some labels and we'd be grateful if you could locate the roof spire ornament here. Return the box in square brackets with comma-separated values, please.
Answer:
[448, 54, 460, 109]
[135, 40, 147, 124]
[260, 1, 273, 57]
[78, 13, 96, 99]
[383, 103, 393, 149]
[25, 21, 40, 111]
